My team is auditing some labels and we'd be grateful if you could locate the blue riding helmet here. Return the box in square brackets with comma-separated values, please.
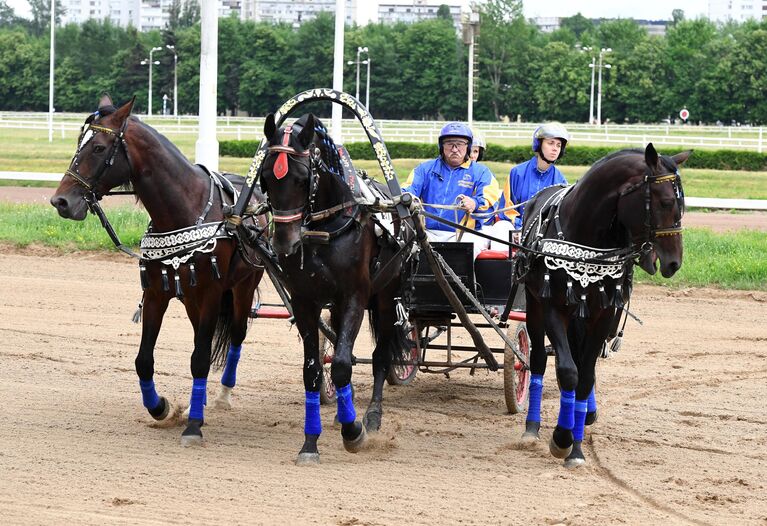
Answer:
[532, 123, 570, 160]
[438, 122, 473, 161]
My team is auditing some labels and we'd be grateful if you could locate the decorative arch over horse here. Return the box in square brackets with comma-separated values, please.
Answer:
[239, 89, 415, 464]
[516, 143, 690, 467]
[50, 94, 267, 446]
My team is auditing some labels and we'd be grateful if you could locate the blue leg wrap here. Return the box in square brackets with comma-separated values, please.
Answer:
[557, 389, 576, 430]
[139, 379, 161, 410]
[573, 400, 588, 441]
[526, 374, 544, 423]
[220, 344, 242, 388]
[587, 386, 597, 413]
[304, 391, 322, 436]
[336, 384, 356, 425]
[189, 377, 207, 421]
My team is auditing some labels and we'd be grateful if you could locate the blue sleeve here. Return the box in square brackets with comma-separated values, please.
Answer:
[401, 162, 427, 197]
[555, 167, 567, 186]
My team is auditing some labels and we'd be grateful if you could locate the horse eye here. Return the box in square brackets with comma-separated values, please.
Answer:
[660, 198, 675, 209]
[93, 144, 106, 154]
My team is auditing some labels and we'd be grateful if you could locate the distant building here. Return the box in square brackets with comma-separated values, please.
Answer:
[241, 0, 357, 26]
[378, 1, 463, 32]
[57, 0, 358, 30]
[708, 0, 767, 22]
[530, 16, 669, 37]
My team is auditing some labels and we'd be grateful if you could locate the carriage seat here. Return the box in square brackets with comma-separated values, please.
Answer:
[475, 249, 509, 261]
[474, 249, 512, 306]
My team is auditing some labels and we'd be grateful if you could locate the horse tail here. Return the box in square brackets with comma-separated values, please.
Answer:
[211, 289, 234, 369]
[367, 296, 409, 370]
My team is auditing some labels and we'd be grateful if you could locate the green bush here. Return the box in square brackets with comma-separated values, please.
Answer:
[219, 139, 767, 171]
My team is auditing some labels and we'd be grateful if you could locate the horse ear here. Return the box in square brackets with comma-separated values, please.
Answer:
[297, 114, 315, 149]
[644, 143, 659, 168]
[98, 92, 113, 108]
[672, 150, 693, 167]
[111, 96, 135, 124]
[264, 113, 277, 142]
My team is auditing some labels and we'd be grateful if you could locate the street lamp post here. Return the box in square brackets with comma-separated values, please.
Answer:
[596, 47, 612, 125]
[166, 44, 178, 117]
[140, 56, 160, 116]
[147, 46, 162, 116]
[364, 56, 371, 110]
[347, 46, 368, 101]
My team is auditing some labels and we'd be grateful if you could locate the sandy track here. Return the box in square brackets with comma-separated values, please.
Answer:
[1, 251, 766, 525]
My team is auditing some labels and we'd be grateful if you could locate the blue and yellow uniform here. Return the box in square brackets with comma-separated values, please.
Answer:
[403, 157, 499, 232]
[493, 156, 566, 229]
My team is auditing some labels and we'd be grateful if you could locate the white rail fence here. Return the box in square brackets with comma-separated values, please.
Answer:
[2, 171, 765, 211]
[0, 113, 765, 152]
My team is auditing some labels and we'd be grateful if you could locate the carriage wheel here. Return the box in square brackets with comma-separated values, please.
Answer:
[317, 312, 336, 405]
[386, 324, 420, 386]
[504, 321, 531, 414]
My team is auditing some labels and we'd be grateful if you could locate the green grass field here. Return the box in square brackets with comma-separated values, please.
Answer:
[2, 126, 767, 200]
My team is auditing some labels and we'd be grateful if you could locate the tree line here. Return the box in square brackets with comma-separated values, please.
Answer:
[0, 0, 765, 124]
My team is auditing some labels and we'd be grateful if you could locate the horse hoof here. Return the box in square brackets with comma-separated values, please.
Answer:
[149, 396, 170, 420]
[295, 452, 321, 466]
[521, 421, 540, 442]
[549, 437, 573, 459]
[564, 456, 586, 469]
[213, 385, 233, 410]
[363, 410, 382, 432]
[343, 424, 367, 453]
[521, 430, 540, 443]
[181, 419, 204, 447]
[585, 410, 598, 426]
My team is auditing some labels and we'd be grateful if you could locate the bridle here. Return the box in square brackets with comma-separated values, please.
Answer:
[263, 125, 319, 225]
[618, 165, 685, 249]
[65, 115, 133, 208]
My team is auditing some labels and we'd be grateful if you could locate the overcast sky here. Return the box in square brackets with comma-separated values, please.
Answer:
[6, 0, 710, 24]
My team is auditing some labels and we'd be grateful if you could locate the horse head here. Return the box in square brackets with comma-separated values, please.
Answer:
[617, 143, 691, 278]
[51, 94, 136, 220]
[261, 113, 319, 257]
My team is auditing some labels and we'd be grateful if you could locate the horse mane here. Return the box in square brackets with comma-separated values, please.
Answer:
[582, 147, 677, 181]
[294, 114, 344, 180]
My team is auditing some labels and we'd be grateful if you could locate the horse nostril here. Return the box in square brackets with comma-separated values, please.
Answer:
[50, 195, 69, 212]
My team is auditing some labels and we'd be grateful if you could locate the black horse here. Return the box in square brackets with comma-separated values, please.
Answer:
[260, 113, 409, 464]
[517, 143, 690, 467]
[50, 95, 266, 445]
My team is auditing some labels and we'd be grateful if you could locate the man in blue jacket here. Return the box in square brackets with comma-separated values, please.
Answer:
[402, 122, 499, 257]
[484, 123, 569, 248]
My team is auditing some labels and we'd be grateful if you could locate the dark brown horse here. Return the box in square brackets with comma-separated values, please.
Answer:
[50, 95, 266, 445]
[260, 113, 410, 464]
[517, 143, 690, 467]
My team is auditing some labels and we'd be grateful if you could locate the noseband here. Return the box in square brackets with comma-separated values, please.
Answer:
[619, 168, 684, 246]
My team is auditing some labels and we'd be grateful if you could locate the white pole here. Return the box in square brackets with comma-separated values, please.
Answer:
[331, 0, 345, 141]
[196, 0, 219, 171]
[596, 53, 603, 126]
[588, 57, 595, 124]
[48, 0, 54, 143]
[467, 34, 474, 124]
[365, 58, 371, 110]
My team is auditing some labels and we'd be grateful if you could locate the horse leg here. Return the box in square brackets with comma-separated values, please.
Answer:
[543, 306, 577, 459]
[566, 310, 613, 468]
[214, 272, 261, 409]
[294, 301, 324, 465]
[331, 300, 367, 453]
[363, 290, 401, 432]
[134, 292, 177, 425]
[522, 291, 547, 441]
[180, 300, 221, 446]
